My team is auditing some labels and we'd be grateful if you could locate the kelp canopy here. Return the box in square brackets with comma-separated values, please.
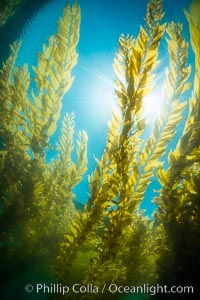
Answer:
[0, 0, 200, 299]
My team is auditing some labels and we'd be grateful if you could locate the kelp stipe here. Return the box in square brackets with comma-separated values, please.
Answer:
[154, 0, 200, 295]
[0, 2, 87, 288]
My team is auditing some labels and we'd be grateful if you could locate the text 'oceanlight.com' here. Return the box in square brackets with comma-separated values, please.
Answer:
[24, 283, 194, 296]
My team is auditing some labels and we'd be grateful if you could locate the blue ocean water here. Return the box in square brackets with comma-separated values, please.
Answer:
[16, 0, 193, 216]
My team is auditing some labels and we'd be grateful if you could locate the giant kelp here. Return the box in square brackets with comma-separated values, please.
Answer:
[56, 0, 199, 299]
[56, 0, 165, 290]
[0, 2, 87, 289]
[0, 0, 200, 299]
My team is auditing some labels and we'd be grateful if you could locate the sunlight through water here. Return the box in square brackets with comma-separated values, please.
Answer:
[143, 87, 164, 124]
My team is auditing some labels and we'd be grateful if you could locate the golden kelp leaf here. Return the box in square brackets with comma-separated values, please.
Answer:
[157, 168, 169, 185]
[33, 183, 44, 198]
[50, 70, 60, 90]
[70, 227, 78, 238]
[29, 101, 40, 115]
[171, 101, 187, 114]
[58, 18, 69, 37]
[136, 183, 149, 194]
[81, 212, 88, 222]
[139, 175, 151, 187]
[60, 242, 71, 248]
[136, 25, 148, 50]
[37, 52, 49, 72]
[46, 121, 57, 137]
[149, 221, 154, 230]
[184, 12, 200, 54]
[93, 168, 101, 181]
[54, 50, 62, 65]
[64, 235, 74, 244]
[168, 150, 177, 166]
[137, 118, 146, 130]
[31, 91, 42, 108]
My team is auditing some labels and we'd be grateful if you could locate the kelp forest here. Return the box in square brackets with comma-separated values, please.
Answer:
[0, 0, 200, 299]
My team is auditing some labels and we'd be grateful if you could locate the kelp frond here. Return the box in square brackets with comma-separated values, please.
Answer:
[172, 0, 200, 160]
[0, 0, 22, 27]
[54, 113, 88, 192]
[184, 0, 200, 70]
[138, 21, 191, 195]
[30, 3, 80, 157]
[0, 41, 30, 151]
[157, 3, 200, 184]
